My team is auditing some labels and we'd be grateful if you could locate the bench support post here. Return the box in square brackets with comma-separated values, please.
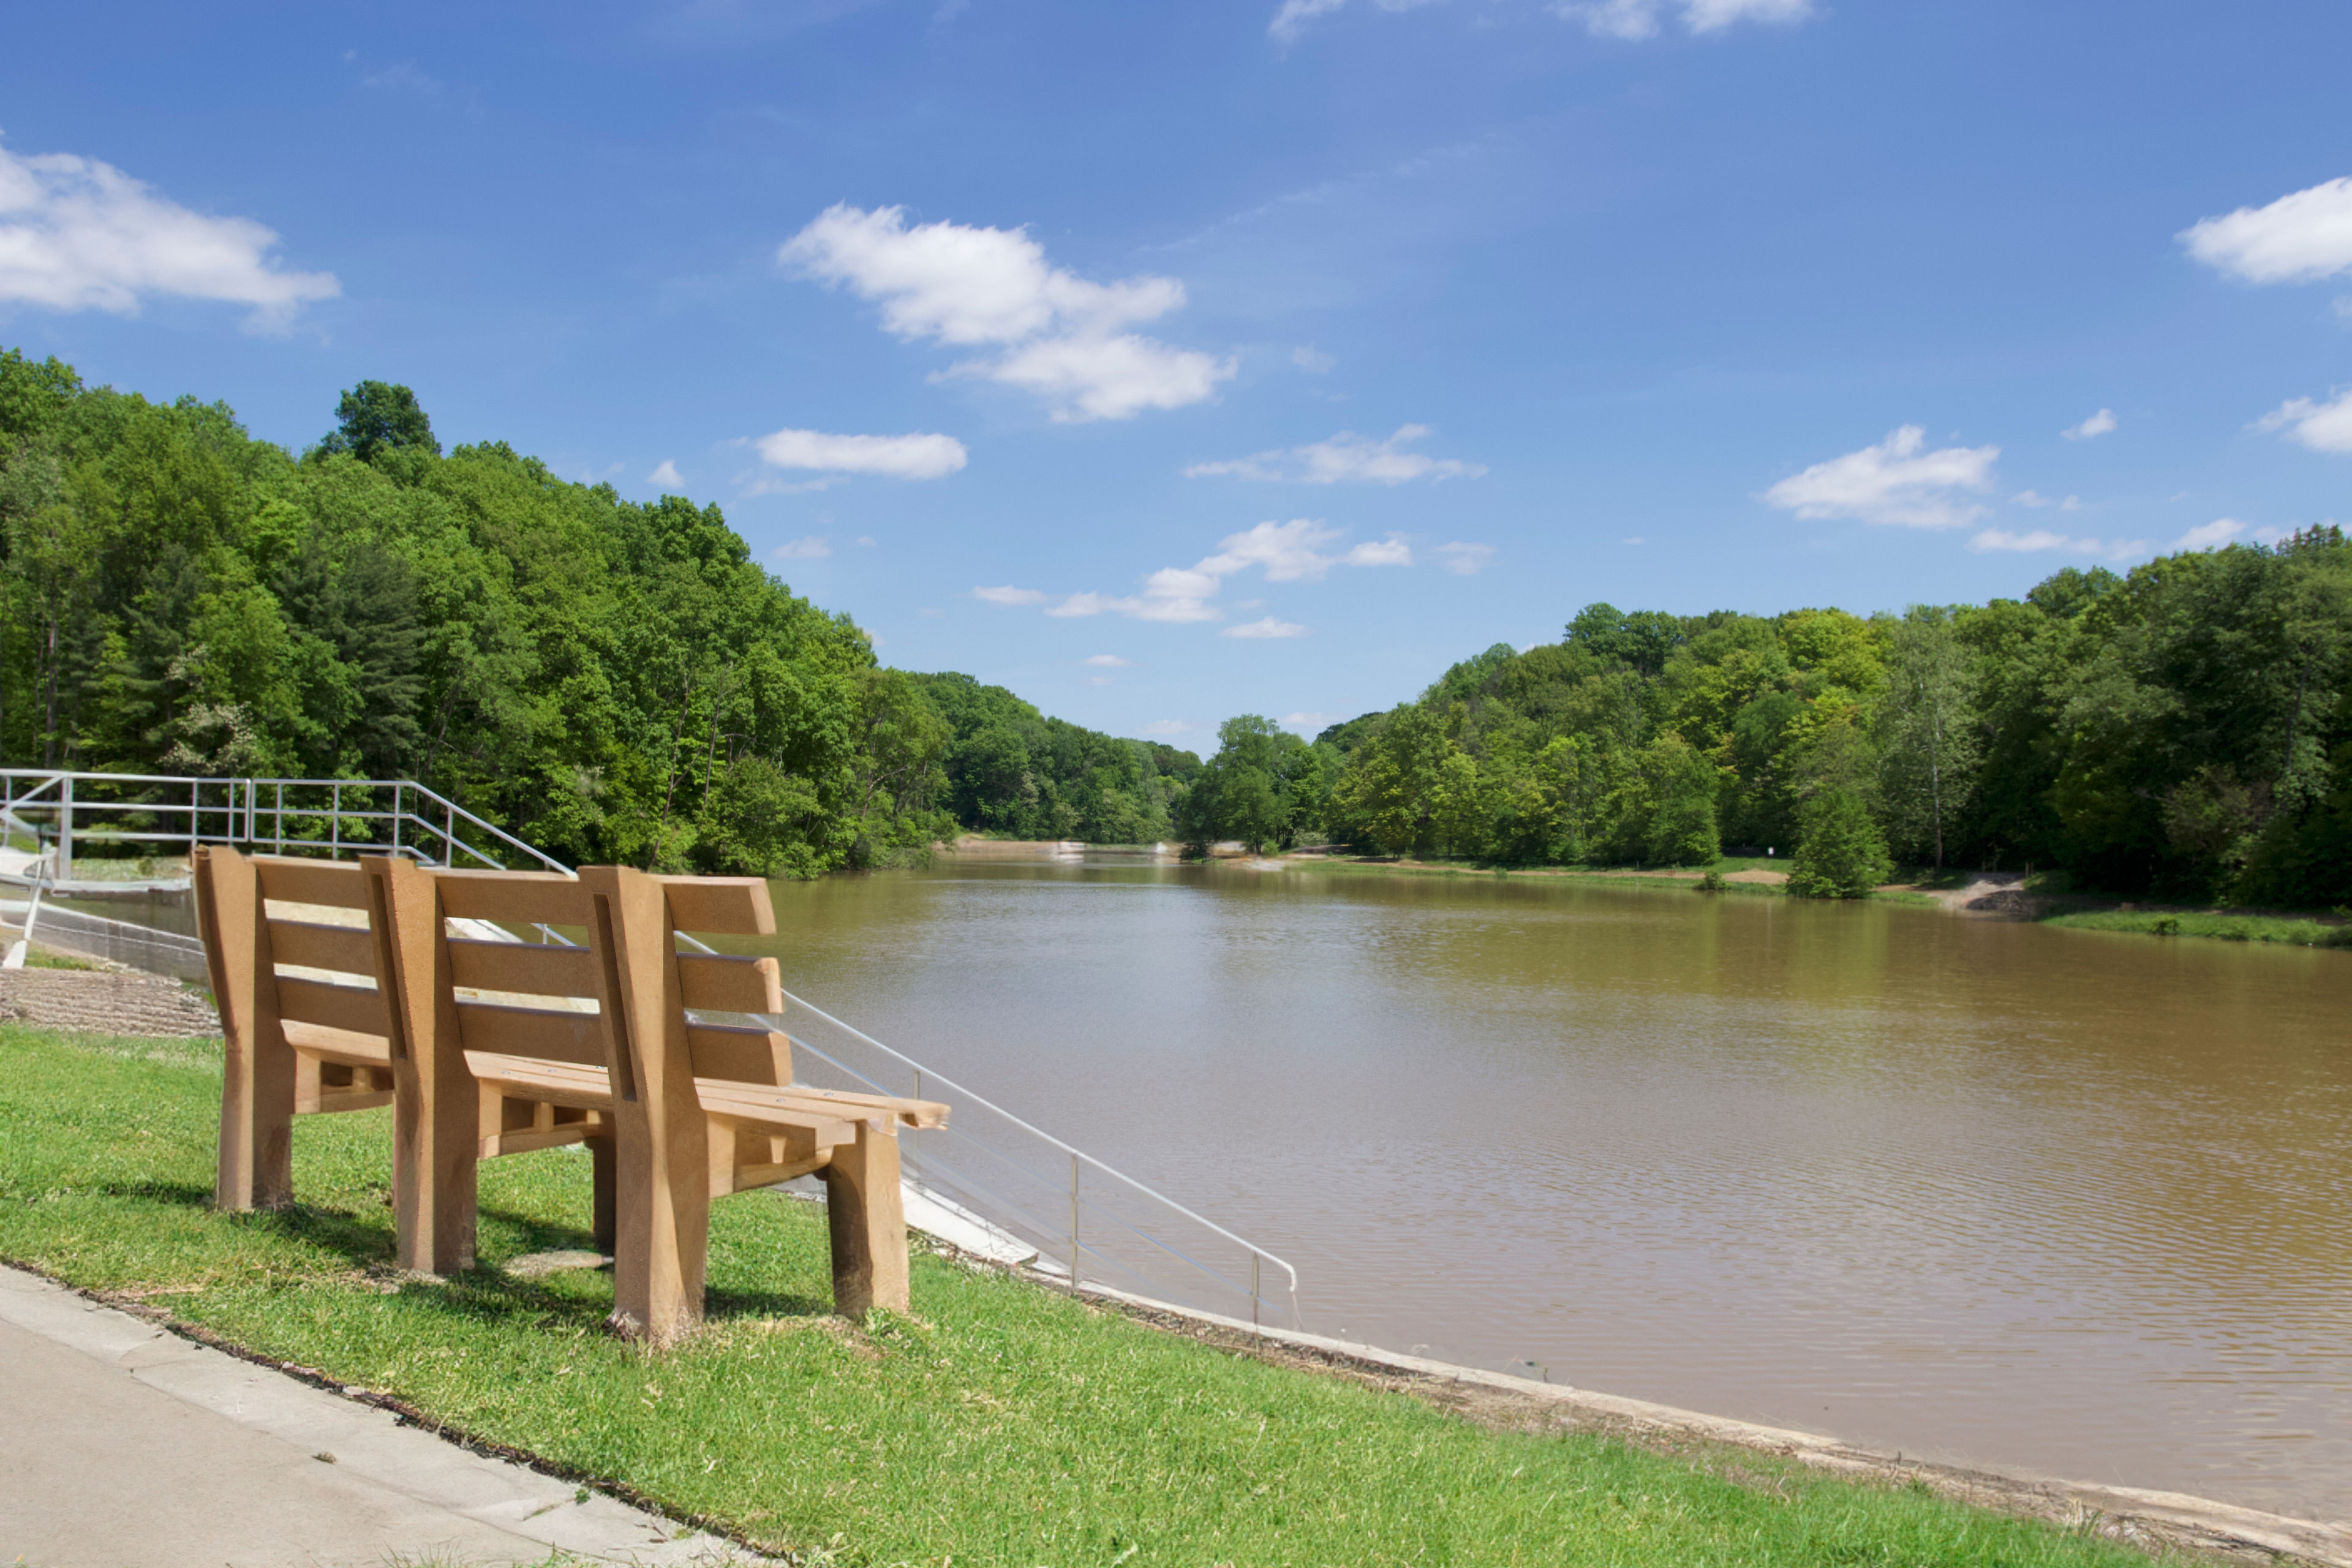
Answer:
[590, 1135, 617, 1256]
[581, 865, 710, 1347]
[194, 846, 294, 1210]
[825, 1121, 909, 1316]
[365, 856, 477, 1275]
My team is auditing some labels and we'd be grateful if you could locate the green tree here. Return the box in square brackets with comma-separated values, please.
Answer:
[1788, 787, 1893, 898]
[1877, 606, 1980, 870]
[319, 381, 440, 464]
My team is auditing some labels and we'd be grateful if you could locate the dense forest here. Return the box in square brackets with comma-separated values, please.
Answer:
[0, 351, 1188, 876]
[8, 349, 2345, 905]
[1178, 549, 2352, 906]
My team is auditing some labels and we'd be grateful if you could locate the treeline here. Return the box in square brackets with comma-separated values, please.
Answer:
[1178, 547, 2352, 905]
[0, 352, 1191, 875]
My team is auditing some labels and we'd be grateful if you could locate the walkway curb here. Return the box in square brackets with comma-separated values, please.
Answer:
[0, 1263, 750, 1566]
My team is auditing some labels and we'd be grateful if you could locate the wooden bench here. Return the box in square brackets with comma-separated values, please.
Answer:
[192, 846, 946, 1344]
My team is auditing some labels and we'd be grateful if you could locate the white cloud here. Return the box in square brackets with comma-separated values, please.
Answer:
[1556, 0, 1811, 39]
[751, 426, 968, 480]
[2013, 490, 2083, 511]
[2173, 519, 2247, 552]
[856, 535, 877, 546]
[1281, 0, 1801, 42]
[1223, 617, 1308, 639]
[1283, 711, 1345, 730]
[1083, 654, 1133, 667]
[780, 203, 1232, 421]
[996, 519, 1409, 628]
[1967, 529, 2148, 560]
[1436, 541, 1496, 574]
[0, 138, 338, 330]
[1140, 719, 1193, 736]
[2255, 389, 2352, 453]
[772, 536, 832, 560]
[1292, 345, 1335, 374]
[974, 585, 1047, 606]
[2062, 409, 2117, 440]
[1621, 535, 1645, 545]
[1188, 424, 1485, 485]
[649, 459, 685, 489]
[2180, 178, 2352, 285]
[1763, 425, 1999, 529]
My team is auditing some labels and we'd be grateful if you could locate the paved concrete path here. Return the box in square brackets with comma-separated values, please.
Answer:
[0, 1265, 746, 1567]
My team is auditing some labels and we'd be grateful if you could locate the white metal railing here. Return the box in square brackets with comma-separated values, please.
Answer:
[0, 770, 570, 882]
[731, 990, 1302, 1331]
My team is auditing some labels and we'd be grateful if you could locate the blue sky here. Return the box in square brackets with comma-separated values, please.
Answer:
[4, 1, 2348, 746]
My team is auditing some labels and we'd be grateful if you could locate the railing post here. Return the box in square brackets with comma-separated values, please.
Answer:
[189, 778, 200, 859]
[56, 774, 72, 883]
[1068, 1152, 1080, 1295]
[1251, 1254, 1261, 1330]
[391, 781, 402, 858]
[330, 781, 341, 858]
[276, 781, 285, 854]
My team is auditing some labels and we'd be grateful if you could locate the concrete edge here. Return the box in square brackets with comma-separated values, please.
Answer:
[0, 1262, 763, 1566]
[1028, 1270, 2352, 1567]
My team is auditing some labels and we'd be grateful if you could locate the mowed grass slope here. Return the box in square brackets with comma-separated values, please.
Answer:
[0, 1025, 2169, 1568]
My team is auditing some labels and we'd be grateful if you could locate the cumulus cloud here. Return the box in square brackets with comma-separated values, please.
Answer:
[988, 520, 1409, 628]
[780, 203, 1233, 421]
[2174, 519, 2249, 551]
[1186, 424, 1485, 485]
[1435, 541, 1496, 575]
[2255, 389, 2352, 453]
[1139, 719, 1193, 736]
[1283, 711, 1345, 730]
[1292, 345, 1336, 374]
[1277, 0, 1803, 43]
[772, 536, 832, 560]
[1556, 0, 1812, 40]
[1967, 529, 2148, 560]
[2180, 178, 2352, 285]
[0, 138, 338, 330]
[2012, 491, 2083, 511]
[1223, 617, 1308, 639]
[649, 459, 685, 489]
[752, 426, 968, 480]
[1083, 654, 1133, 667]
[2062, 409, 2117, 440]
[1763, 425, 1999, 529]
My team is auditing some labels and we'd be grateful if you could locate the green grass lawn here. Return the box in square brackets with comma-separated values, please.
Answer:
[0, 1023, 2176, 1568]
[2041, 907, 2352, 948]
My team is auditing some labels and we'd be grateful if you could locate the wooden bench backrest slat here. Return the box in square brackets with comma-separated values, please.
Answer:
[432, 870, 589, 926]
[677, 952, 783, 1015]
[254, 858, 371, 909]
[267, 919, 378, 977]
[453, 1000, 606, 1067]
[686, 1022, 791, 1086]
[655, 877, 775, 937]
[274, 974, 389, 1036]
[447, 937, 597, 998]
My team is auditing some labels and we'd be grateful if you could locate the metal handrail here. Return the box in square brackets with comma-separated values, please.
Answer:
[755, 987, 1303, 1328]
[0, 770, 572, 879]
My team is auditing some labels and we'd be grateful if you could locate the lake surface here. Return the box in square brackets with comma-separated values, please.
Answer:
[752, 858, 2352, 1521]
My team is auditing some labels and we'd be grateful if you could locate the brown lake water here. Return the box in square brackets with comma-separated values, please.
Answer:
[753, 858, 2352, 1521]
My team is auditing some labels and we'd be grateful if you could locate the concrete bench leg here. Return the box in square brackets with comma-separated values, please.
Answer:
[194, 848, 294, 1212]
[825, 1121, 908, 1317]
[365, 856, 476, 1276]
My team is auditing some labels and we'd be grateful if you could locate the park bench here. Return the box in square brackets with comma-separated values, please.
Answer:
[190, 846, 947, 1344]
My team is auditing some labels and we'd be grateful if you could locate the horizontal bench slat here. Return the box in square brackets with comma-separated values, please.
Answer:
[281, 1020, 393, 1068]
[276, 974, 388, 1036]
[742, 1082, 949, 1131]
[678, 952, 780, 1013]
[656, 876, 775, 936]
[464, 1052, 615, 1112]
[454, 1000, 606, 1066]
[686, 1022, 791, 1086]
[433, 870, 589, 926]
[268, 919, 377, 977]
[447, 937, 596, 999]
[254, 858, 370, 910]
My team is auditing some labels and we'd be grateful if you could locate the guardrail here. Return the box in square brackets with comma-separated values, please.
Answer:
[0, 771, 570, 881]
[730, 989, 1302, 1331]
